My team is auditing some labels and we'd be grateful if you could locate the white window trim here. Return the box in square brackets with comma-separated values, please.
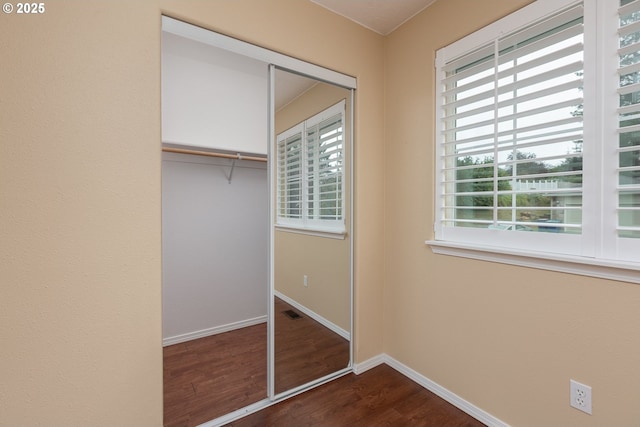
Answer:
[429, 0, 640, 283]
[433, 0, 589, 255]
[276, 100, 346, 235]
[426, 239, 640, 284]
[275, 224, 347, 240]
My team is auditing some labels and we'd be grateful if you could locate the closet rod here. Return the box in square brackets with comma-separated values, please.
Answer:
[162, 146, 267, 162]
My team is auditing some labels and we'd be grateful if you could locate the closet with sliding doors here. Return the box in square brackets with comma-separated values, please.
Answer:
[161, 16, 355, 427]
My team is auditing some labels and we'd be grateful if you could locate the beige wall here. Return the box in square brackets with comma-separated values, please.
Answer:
[9, 1, 632, 426]
[384, 0, 640, 426]
[275, 82, 352, 332]
[275, 231, 350, 332]
[0, 1, 384, 426]
[0, 2, 163, 426]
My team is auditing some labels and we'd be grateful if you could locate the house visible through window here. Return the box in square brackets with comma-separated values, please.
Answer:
[277, 100, 346, 234]
[434, 0, 640, 264]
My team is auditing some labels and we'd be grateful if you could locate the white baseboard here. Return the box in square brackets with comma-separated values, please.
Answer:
[275, 291, 350, 340]
[162, 315, 267, 347]
[353, 354, 386, 374]
[355, 354, 510, 427]
[196, 398, 271, 427]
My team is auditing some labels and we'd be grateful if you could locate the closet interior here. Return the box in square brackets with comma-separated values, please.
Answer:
[161, 17, 355, 427]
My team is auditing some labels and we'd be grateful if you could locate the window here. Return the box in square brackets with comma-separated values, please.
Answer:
[277, 100, 346, 234]
[433, 0, 640, 267]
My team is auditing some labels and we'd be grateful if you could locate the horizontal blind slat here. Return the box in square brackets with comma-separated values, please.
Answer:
[498, 25, 583, 67]
[449, 80, 582, 122]
[444, 61, 582, 111]
[444, 98, 582, 136]
[618, 41, 640, 58]
[619, 19, 640, 37]
[619, 0, 640, 17]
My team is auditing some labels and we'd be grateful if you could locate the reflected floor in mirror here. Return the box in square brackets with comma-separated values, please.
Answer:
[163, 324, 267, 427]
[225, 364, 487, 427]
[274, 297, 350, 393]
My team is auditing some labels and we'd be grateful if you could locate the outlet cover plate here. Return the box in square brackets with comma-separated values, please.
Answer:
[570, 379, 592, 415]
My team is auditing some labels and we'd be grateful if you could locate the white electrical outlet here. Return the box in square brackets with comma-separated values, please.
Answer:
[570, 379, 592, 415]
[303, 275, 308, 287]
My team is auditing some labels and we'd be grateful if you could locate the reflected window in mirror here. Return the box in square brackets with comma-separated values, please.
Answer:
[276, 100, 346, 234]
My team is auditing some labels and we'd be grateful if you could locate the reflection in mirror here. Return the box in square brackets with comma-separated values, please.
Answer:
[273, 68, 352, 396]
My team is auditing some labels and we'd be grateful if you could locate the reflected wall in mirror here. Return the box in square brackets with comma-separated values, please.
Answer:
[273, 68, 352, 395]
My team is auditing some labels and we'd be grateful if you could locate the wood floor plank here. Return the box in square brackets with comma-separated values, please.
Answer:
[226, 365, 487, 427]
[274, 297, 350, 393]
[163, 324, 268, 427]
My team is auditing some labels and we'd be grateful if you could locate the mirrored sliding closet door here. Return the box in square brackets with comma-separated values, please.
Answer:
[161, 16, 355, 427]
[271, 67, 353, 397]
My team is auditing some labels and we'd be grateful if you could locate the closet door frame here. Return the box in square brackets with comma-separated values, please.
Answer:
[162, 15, 356, 425]
[162, 17, 356, 89]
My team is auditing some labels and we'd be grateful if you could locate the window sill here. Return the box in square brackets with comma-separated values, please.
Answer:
[275, 225, 347, 240]
[426, 240, 640, 285]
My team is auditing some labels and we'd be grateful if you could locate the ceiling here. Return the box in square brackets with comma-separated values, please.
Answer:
[310, 0, 437, 35]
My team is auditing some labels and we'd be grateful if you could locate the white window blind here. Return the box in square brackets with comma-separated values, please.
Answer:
[440, 5, 584, 233]
[306, 112, 344, 222]
[433, 0, 640, 265]
[618, 0, 640, 241]
[277, 124, 303, 221]
[277, 100, 345, 233]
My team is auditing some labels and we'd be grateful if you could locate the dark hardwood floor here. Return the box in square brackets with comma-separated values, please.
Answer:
[165, 302, 482, 427]
[274, 297, 350, 393]
[163, 298, 349, 427]
[163, 324, 267, 427]
[226, 364, 487, 427]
